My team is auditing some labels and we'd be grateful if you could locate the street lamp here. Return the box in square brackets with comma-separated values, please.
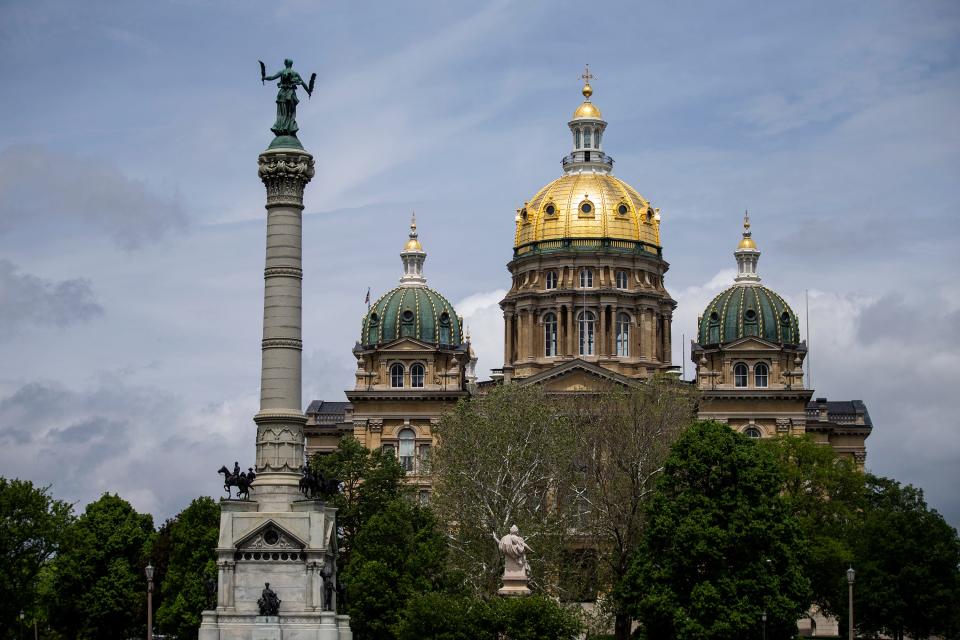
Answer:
[145, 563, 155, 640]
[19, 610, 24, 640]
[761, 611, 767, 640]
[847, 566, 855, 640]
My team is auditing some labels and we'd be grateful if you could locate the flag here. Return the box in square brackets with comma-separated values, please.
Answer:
[364, 287, 370, 306]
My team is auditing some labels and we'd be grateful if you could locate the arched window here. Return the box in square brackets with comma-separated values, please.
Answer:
[438, 312, 451, 345]
[398, 428, 415, 472]
[755, 362, 769, 388]
[734, 363, 748, 388]
[615, 270, 628, 289]
[574, 128, 581, 149]
[578, 310, 596, 356]
[579, 268, 593, 288]
[411, 363, 425, 388]
[390, 363, 405, 388]
[545, 270, 558, 290]
[616, 312, 630, 357]
[744, 426, 762, 439]
[583, 128, 592, 149]
[543, 312, 558, 357]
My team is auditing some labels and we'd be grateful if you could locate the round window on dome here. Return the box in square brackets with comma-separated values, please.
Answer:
[745, 309, 757, 321]
[709, 312, 719, 322]
[579, 201, 594, 217]
[617, 203, 629, 216]
[369, 313, 379, 325]
[520, 208, 528, 222]
[545, 203, 556, 216]
[402, 310, 414, 322]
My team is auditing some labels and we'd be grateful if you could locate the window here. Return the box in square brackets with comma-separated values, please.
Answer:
[545, 270, 557, 289]
[755, 362, 769, 388]
[418, 444, 431, 475]
[398, 428, 415, 473]
[744, 426, 762, 439]
[381, 443, 395, 457]
[744, 309, 758, 337]
[617, 203, 629, 216]
[411, 363, 425, 388]
[579, 201, 594, 216]
[545, 203, 556, 216]
[574, 129, 581, 149]
[579, 268, 593, 288]
[418, 490, 431, 505]
[615, 270, 628, 289]
[390, 363, 404, 388]
[439, 312, 451, 345]
[734, 363, 748, 388]
[578, 310, 596, 356]
[594, 129, 601, 147]
[707, 311, 720, 344]
[544, 312, 558, 357]
[584, 128, 592, 148]
[367, 312, 379, 344]
[616, 313, 630, 357]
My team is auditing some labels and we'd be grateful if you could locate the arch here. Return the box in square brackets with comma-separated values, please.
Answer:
[411, 363, 425, 388]
[577, 310, 596, 356]
[754, 362, 769, 388]
[545, 270, 558, 290]
[579, 268, 594, 288]
[616, 312, 630, 357]
[734, 362, 748, 388]
[398, 428, 415, 472]
[543, 312, 558, 357]
[390, 363, 405, 388]
[744, 426, 762, 439]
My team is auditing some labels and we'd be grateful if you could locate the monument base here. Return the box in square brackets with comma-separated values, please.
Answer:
[498, 568, 531, 597]
[199, 610, 351, 640]
[252, 616, 280, 640]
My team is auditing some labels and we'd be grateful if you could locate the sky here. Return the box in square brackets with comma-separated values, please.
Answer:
[0, 0, 958, 528]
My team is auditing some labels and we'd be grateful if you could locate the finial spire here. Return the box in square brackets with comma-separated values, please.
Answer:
[409, 211, 418, 240]
[581, 64, 594, 100]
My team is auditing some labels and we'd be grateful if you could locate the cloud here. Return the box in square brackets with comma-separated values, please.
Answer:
[456, 289, 507, 377]
[0, 259, 102, 337]
[0, 145, 187, 250]
[0, 377, 256, 520]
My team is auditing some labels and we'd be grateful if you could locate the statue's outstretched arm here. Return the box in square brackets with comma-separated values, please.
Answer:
[264, 71, 282, 82]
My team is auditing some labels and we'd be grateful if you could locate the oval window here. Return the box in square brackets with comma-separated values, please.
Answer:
[402, 310, 415, 322]
[580, 202, 593, 215]
[545, 203, 556, 216]
[617, 203, 629, 215]
[745, 309, 756, 321]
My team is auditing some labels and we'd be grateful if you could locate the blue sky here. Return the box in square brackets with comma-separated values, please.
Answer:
[0, 1, 958, 526]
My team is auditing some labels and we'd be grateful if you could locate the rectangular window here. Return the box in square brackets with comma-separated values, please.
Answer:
[418, 444, 431, 475]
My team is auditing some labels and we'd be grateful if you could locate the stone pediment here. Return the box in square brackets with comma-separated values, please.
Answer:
[517, 359, 640, 391]
[234, 520, 306, 551]
[378, 337, 436, 352]
[722, 336, 782, 351]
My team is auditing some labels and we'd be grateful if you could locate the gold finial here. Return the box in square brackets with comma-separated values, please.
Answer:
[404, 211, 423, 251]
[738, 209, 757, 250]
[581, 64, 594, 100]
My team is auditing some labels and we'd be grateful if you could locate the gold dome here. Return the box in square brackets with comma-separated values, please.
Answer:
[573, 101, 602, 119]
[404, 237, 423, 251]
[514, 173, 661, 248]
[737, 236, 756, 250]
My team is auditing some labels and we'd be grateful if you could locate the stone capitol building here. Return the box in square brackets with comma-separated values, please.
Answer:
[305, 73, 872, 495]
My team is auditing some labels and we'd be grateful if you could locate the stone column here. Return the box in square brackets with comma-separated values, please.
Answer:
[503, 311, 514, 366]
[598, 305, 607, 356]
[254, 147, 315, 507]
[526, 309, 536, 360]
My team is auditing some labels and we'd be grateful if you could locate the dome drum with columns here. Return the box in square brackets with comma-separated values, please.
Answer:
[501, 69, 675, 382]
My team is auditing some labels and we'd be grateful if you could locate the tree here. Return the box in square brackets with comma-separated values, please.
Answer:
[561, 377, 697, 640]
[155, 496, 220, 640]
[761, 435, 865, 620]
[623, 421, 810, 640]
[0, 478, 73, 638]
[432, 384, 578, 594]
[842, 475, 960, 640]
[43, 493, 154, 640]
[343, 499, 453, 639]
[312, 435, 406, 569]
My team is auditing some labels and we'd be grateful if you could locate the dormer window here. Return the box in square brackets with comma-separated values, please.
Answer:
[367, 313, 379, 344]
[400, 309, 415, 338]
[438, 312, 452, 345]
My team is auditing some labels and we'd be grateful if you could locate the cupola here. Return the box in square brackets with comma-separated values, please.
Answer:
[564, 65, 613, 174]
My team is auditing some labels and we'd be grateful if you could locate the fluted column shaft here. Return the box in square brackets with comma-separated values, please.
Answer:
[254, 147, 315, 503]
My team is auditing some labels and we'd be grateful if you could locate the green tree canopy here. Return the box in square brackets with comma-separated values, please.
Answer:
[0, 478, 73, 638]
[623, 421, 810, 640]
[43, 493, 154, 640]
[760, 435, 865, 619]
[155, 496, 220, 640]
[844, 475, 960, 640]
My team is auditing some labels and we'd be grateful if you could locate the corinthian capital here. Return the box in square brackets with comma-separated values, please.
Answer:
[258, 150, 315, 206]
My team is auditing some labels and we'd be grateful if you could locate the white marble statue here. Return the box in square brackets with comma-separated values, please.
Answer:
[494, 524, 533, 595]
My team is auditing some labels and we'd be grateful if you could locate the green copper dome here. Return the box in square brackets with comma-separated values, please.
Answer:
[698, 284, 800, 346]
[361, 285, 462, 347]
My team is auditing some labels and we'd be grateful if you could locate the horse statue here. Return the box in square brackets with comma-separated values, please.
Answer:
[218, 464, 252, 500]
[299, 463, 340, 500]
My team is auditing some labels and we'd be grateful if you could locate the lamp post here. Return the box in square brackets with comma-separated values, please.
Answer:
[761, 611, 767, 640]
[847, 566, 855, 640]
[19, 610, 24, 640]
[145, 563, 155, 640]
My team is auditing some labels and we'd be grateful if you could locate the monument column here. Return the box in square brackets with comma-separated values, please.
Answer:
[253, 146, 315, 508]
